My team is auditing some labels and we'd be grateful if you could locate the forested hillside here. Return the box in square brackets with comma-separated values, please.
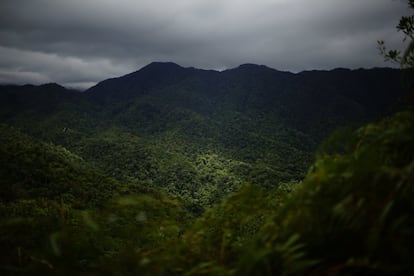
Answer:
[1, 0, 414, 274]
[0, 60, 413, 274]
[1, 95, 413, 275]
[0, 66, 406, 210]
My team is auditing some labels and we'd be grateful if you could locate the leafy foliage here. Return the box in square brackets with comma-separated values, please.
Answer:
[0, 125, 193, 274]
[378, 0, 414, 68]
[0, 65, 406, 210]
[239, 111, 414, 275]
[0, 124, 120, 207]
[0, 45, 412, 274]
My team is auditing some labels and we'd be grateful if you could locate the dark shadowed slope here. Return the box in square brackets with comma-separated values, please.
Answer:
[0, 63, 408, 206]
[86, 63, 405, 135]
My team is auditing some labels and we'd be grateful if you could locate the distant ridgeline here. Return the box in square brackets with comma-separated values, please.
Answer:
[0, 62, 407, 208]
[1, 63, 413, 275]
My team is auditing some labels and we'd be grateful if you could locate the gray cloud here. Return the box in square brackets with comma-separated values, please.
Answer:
[0, 0, 410, 89]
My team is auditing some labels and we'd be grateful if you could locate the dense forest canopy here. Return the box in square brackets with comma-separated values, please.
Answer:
[0, 0, 414, 275]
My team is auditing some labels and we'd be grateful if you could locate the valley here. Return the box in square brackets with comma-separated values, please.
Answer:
[0, 63, 413, 275]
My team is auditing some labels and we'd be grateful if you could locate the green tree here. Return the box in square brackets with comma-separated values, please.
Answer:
[378, 0, 414, 68]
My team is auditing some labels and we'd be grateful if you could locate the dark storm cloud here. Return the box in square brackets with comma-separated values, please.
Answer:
[0, 0, 410, 88]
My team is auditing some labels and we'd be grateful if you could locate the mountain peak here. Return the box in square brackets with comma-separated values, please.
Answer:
[39, 83, 66, 90]
[237, 63, 270, 70]
[223, 63, 289, 75]
[141, 62, 184, 71]
[120, 62, 187, 79]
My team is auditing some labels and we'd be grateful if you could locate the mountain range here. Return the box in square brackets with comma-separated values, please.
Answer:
[1, 62, 413, 274]
[0, 62, 407, 208]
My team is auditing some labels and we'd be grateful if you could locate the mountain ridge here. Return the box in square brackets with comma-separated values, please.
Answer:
[86, 63, 400, 92]
[0, 63, 406, 138]
[0, 63, 399, 91]
[0, 62, 409, 207]
[83, 63, 405, 135]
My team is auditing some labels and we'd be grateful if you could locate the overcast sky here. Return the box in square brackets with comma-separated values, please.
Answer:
[0, 0, 411, 89]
